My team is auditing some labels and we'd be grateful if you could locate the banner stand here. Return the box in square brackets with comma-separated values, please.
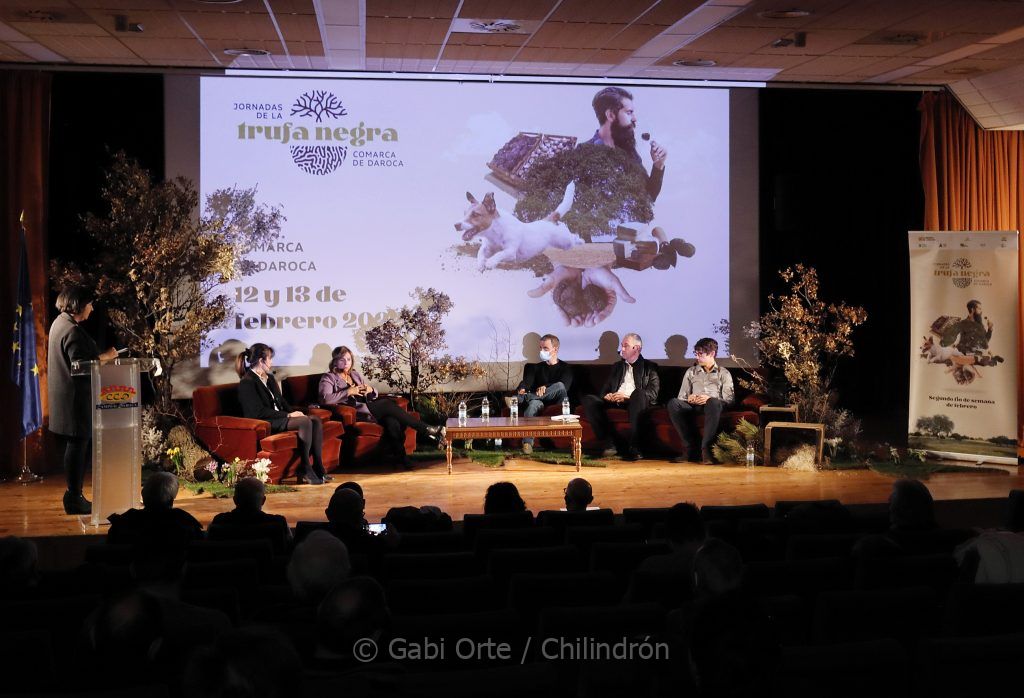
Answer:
[907, 231, 1019, 467]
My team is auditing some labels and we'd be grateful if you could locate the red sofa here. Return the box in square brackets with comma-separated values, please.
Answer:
[193, 383, 343, 483]
[282, 373, 417, 467]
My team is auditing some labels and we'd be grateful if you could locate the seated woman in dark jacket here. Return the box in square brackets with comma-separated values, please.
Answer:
[236, 343, 329, 485]
[318, 345, 444, 468]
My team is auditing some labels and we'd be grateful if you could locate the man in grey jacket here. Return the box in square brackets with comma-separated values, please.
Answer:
[667, 338, 733, 464]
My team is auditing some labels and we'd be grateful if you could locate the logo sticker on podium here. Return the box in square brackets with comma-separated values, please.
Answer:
[97, 384, 139, 410]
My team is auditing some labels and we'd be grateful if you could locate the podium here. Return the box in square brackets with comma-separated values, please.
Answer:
[71, 357, 159, 527]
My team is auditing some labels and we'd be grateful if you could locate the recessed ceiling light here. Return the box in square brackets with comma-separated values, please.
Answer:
[758, 9, 812, 19]
[224, 48, 271, 57]
[470, 20, 522, 33]
[672, 59, 717, 67]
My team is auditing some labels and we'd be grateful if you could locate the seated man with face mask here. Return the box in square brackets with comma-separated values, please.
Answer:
[515, 333, 574, 454]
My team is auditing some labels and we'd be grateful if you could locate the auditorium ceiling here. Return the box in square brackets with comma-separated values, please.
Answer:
[2, 0, 1024, 125]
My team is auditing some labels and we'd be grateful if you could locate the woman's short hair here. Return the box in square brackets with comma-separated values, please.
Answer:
[329, 345, 354, 372]
[56, 285, 94, 315]
[484, 481, 526, 515]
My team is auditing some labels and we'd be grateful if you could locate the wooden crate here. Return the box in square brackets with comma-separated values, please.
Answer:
[763, 421, 825, 467]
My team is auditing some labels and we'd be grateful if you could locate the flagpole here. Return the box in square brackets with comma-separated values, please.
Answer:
[11, 211, 43, 484]
[14, 430, 42, 484]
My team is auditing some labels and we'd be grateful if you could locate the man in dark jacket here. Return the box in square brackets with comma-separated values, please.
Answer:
[581, 332, 660, 460]
[209, 477, 292, 549]
[516, 333, 574, 453]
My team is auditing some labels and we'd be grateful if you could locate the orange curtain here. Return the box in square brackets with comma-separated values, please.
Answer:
[920, 91, 1024, 452]
[1, 70, 51, 478]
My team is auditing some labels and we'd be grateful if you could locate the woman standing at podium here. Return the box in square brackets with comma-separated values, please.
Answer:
[47, 285, 118, 515]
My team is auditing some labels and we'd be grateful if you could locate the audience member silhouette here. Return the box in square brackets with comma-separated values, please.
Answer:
[954, 489, 1024, 583]
[563, 478, 593, 512]
[688, 539, 778, 698]
[210, 477, 291, 546]
[0, 535, 38, 594]
[184, 626, 301, 698]
[325, 488, 397, 556]
[888, 479, 936, 532]
[287, 530, 352, 605]
[483, 481, 527, 515]
[337, 481, 364, 499]
[107, 472, 203, 546]
[784, 500, 853, 533]
[639, 503, 706, 576]
[382, 505, 453, 533]
[81, 591, 164, 688]
[316, 575, 392, 659]
[1007, 489, 1024, 532]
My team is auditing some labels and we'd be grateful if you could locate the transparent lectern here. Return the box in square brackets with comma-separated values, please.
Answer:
[71, 357, 159, 527]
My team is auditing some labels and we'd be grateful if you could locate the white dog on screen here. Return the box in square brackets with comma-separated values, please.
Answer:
[455, 182, 578, 271]
[920, 335, 966, 364]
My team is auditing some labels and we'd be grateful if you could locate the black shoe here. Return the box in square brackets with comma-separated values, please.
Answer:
[63, 491, 92, 515]
[670, 454, 690, 464]
[425, 425, 446, 442]
[322, 474, 334, 482]
[600, 446, 618, 459]
[701, 448, 715, 465]
[298, 469, 324, 485]
[623, 448, 644, 462]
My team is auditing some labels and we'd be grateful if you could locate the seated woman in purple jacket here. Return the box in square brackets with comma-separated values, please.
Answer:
[318, 346, 445, 468]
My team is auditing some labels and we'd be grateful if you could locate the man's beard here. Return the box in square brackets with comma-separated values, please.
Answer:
[611, 120, 636, 151]
[972, 311, 984, 324]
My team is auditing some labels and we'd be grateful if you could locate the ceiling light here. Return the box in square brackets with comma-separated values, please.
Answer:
[22, 10, 61, 21]
[470, 20, 522, 33]
[224, 48, 271, 57]
[450, 18, 538, 34]
[672, 59, 717, 67]
[945, 66, 980, 75]
[880, 32, 925, 45]
[758, 9, 812, 19]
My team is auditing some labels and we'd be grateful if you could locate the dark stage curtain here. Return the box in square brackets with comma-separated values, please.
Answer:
[1, 70, 52, 478]
[920, 90, 1024, 452]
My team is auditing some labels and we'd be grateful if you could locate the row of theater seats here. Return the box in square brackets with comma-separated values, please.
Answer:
[3, 500, 1022, 697]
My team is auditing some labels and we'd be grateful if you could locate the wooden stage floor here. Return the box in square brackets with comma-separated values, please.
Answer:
[2, 454, 1022, 540]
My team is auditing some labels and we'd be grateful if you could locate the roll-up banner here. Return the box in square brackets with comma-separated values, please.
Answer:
[908, 231, 1018, 465]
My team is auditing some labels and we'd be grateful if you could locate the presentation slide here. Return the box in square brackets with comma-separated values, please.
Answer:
[197, 75, 747, 370]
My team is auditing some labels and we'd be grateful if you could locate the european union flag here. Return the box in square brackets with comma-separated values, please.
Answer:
[11, 214, 42, 438]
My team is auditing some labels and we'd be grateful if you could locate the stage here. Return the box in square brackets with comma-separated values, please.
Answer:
[3, 455, 1022, 551]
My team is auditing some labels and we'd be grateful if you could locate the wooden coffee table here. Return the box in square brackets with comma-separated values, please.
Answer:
[444, 416, 583, 474]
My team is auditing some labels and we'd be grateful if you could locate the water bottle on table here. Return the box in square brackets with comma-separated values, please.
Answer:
[746, 443, 755, 468]
[481, 397, 490, 421]
[510, 399, 518, 420]
[562, 397, 571, 416]
[458, 400, 467, 424]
